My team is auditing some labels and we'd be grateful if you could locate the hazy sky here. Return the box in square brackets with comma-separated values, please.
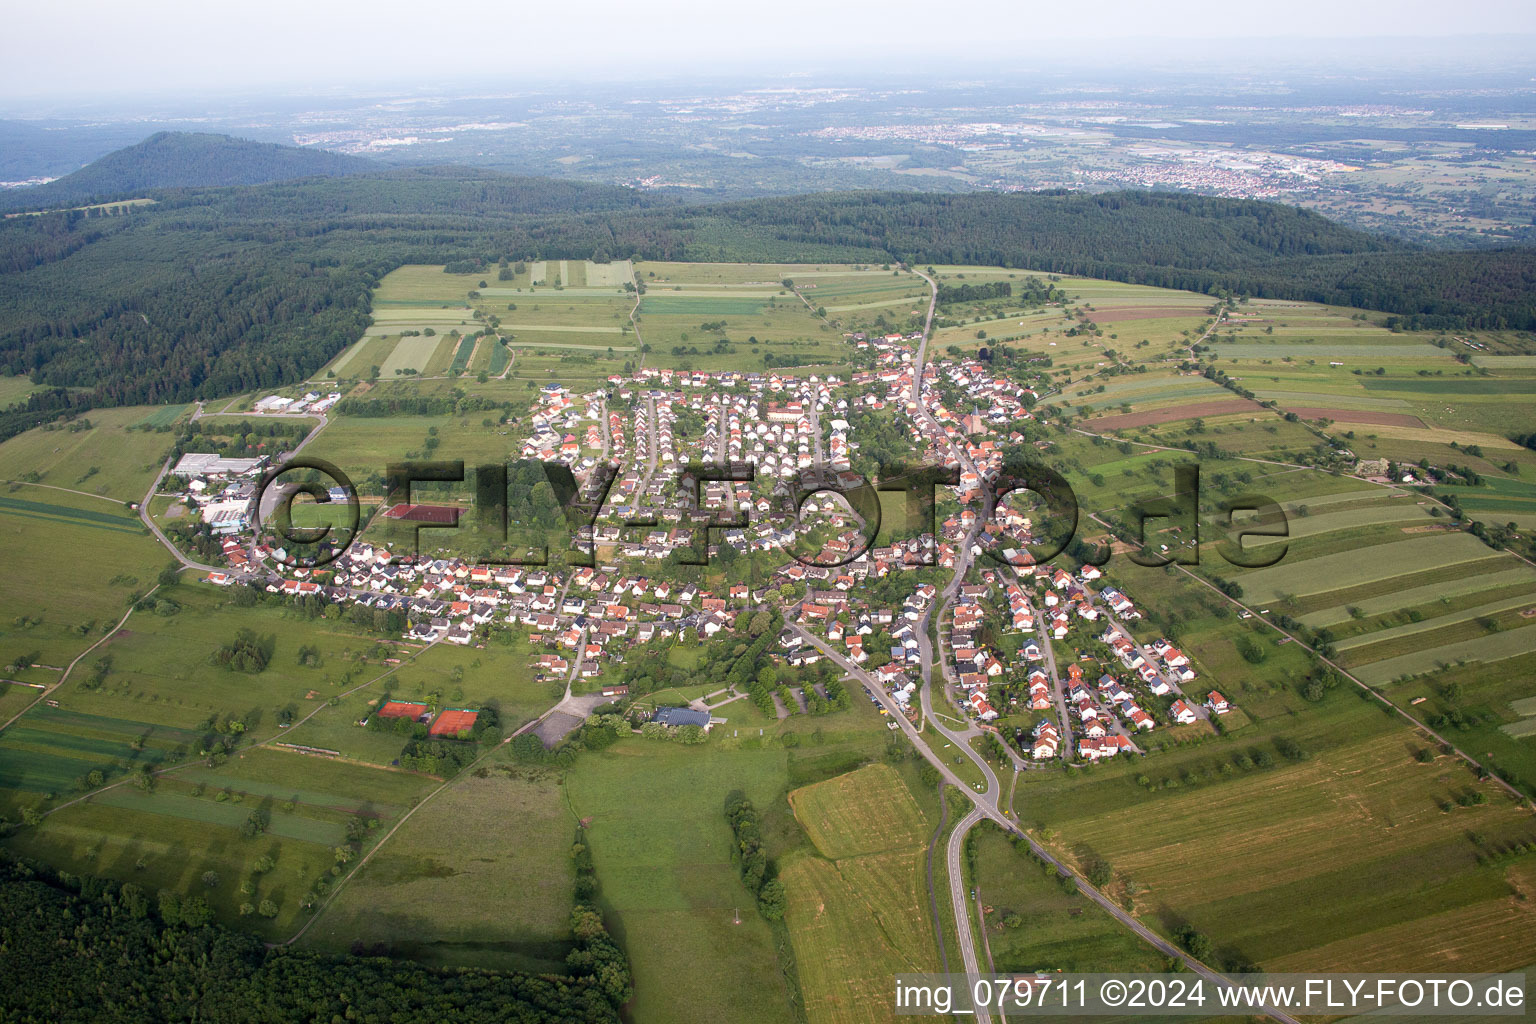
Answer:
[5, 0, 1535, 100]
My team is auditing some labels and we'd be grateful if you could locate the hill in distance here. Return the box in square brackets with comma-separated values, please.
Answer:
[0, 131, 378, 212]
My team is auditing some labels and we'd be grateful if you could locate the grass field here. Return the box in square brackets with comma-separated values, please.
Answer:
[301, 767, 576, 972]
[631, 261, 900, 372]
[971, 825, 1165, 973]
[2, 742, 433, 939]
[1235, 532, 1497, 604]
[0, 374, 46, 410]
[0, 404, 176, 500]
[1351, 623, 1536, 685]
[0, 488, 165, 671]
[565, 740, 798, 1024]
[24, 582, 403, 744]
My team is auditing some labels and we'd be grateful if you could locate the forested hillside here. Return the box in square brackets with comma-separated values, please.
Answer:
[0, 132, 378, 212]
[0, 165, 1532, 441]
[0, 856, 621, 1023]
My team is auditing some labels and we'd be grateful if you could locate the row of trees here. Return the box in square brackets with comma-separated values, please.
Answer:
[724, 794, 786, 921]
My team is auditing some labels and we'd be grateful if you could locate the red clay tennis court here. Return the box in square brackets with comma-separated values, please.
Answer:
[429, 708, 480, 737]
[382, 503, 460, 524]
[377, 700, 428, 719]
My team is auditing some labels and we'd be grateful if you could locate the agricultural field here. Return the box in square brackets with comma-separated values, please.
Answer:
[564, 740, 798, 1024]
[1217, 494, 1536, 687]
[786, 762, 929, 859]
[3, 742, 433, 939]
[300, 768, 576, 973]
[0, 404, 180, 501]
[319, 265, 499, 380]
[0, 488, 166, 672]
[970, 825, 1165, 974]
[781, 762, 942, 1024]
[1030, 725, 1536, 973]
[4, 253, 1536, 1018]
[633, 262, 891, 372]
[927, 269, 1213, 360]
[302, 412, 518, 499]
[28, 583, 390, 731]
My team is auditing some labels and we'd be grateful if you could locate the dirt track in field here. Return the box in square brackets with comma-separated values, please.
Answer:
[1083, 306, 1207, 324]
[1285, 406, 1426, 427]
[1085, 398, 1263, 429]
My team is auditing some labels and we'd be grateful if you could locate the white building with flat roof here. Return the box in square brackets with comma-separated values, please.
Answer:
[172, 453, 266, 479]
[201, 499, 251, 535]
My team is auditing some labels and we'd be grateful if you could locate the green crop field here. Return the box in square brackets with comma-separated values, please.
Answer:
[447, 334, 476, 375]
[565, 740, 798, 1024]
[1353, 622, 1536, 685]
[1301, 566, 1536, 627]
[1336, 592, 1536, 652]
[1235, 532, 1497, 604]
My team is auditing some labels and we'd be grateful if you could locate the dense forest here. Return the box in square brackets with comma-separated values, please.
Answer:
[0, 855, 621, 1023]
[0, 132, 379, 212]
[0, 145, 1532, 440]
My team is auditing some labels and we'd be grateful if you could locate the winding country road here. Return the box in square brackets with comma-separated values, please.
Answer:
[884, 266, 1301, 1023]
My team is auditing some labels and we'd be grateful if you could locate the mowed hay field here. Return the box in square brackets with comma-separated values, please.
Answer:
[1037, 733, 1536, 972]
[301, 768, 577, 974]
[787, 762, 928, 858]
[972, 826, 1165, 974]
[783, 763, 942, 1024]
